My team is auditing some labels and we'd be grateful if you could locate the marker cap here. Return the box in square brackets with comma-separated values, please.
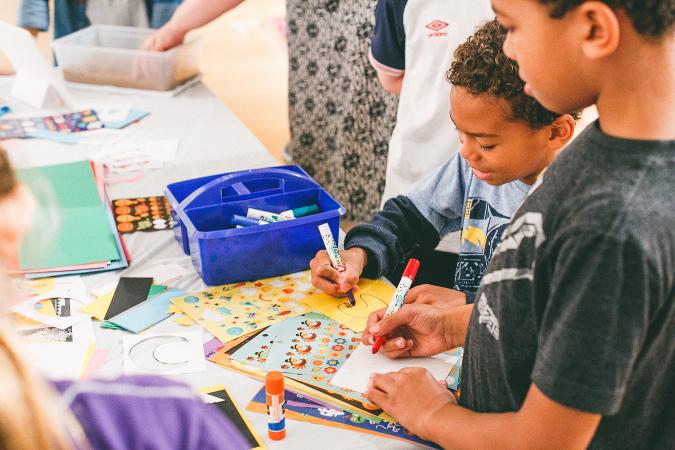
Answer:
[402, 258, 420, 279]
[291, 204, 319, 218]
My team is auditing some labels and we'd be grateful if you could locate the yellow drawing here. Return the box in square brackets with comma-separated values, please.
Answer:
[462, 225, 487, 250]
[171, 271, 314, 344]
[301, 278, 395, 333]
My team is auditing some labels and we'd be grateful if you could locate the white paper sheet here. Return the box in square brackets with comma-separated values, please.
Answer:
[123, 331, 205, 375]
[92, 137, 179, 173]
[329, 344, 457, 394]
[24, 341, 93, 379]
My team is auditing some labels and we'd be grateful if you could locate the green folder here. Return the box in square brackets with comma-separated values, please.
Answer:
[17, 161, 120, 271]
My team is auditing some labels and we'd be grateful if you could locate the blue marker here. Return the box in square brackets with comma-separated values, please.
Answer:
[232, 214, 267, 228]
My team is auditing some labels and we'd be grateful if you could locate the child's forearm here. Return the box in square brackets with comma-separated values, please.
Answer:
[423, 402, 520, 450]
[421, 385, 600, 450]
[166, 0, 246, 35]
[443, 304, 473, 348]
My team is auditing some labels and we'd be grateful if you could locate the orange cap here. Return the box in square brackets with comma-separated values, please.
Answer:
[265, 371, 284, 395]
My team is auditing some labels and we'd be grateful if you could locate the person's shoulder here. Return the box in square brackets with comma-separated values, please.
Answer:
[533, 122, 675, 227]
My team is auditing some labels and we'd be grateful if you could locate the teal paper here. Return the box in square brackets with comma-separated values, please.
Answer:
[17, 161, 119, 270]
[106, 288, 187, 333]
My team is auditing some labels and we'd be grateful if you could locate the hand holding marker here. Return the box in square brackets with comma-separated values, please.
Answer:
[318, 223, 357, 307]
[371, 258, 420, 354]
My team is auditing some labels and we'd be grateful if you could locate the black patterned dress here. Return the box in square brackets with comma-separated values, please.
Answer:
[286, 0, 398, 221]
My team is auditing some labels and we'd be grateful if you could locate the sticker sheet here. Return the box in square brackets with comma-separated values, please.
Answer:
[112, 196, 176, 234]
[301, 278, 395, 332]
[229, 322, 284, 367]
[260, 313, 375, 408]
[171, 271, 314, 344]
[248, 388, 440, 449]
[0, 110, 102, 139]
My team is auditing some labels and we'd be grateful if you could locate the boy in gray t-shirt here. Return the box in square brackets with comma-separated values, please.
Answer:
[358, 3, 675, 450]
[310, 20, 578, 306]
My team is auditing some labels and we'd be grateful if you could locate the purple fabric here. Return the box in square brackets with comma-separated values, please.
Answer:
[53, 376, 250, 450]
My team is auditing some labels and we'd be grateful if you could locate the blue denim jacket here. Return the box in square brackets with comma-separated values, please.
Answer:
[17, 0, 181, 39]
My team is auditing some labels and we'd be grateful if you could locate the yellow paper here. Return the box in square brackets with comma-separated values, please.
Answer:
[174, 314, 195, 326]
[171, 271, 314, 344]
[12, 313, 45, 329]
[79, 343, 97, 380]
[167, 305, 181, 314]
[81, 290, 114, 321]
[34, 298, 57, 317]
[301, 278, 395, 332]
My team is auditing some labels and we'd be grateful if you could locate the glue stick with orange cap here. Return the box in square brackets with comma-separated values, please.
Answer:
[265, 371, 286, 440]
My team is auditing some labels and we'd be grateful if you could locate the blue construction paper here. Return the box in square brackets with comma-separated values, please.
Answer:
[25, 129, 83, 144]
[106, 288, 187, 333]
[230, 322, 284, 367]
[250, 388, 439, 449]
[103, 110, 149, 129]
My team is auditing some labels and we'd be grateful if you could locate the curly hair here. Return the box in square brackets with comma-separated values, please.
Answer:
[539, 0, 675, 37]
[447, 20, 576, 129]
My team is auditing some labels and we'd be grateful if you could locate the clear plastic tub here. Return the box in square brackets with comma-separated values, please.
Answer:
[52, 25, 201, 91]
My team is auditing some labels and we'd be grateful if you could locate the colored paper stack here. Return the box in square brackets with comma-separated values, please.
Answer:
[11, 160, 128, 277]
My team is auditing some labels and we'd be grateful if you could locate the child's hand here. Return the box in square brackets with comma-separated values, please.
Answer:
[361, 304, 452, 358]
[309, 247, 367, 296]
[366, 367, 457, 439]
[405, 284, 467, 309]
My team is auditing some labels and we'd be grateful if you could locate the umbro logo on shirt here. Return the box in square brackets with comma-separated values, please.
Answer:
[425, 20, 448, 37]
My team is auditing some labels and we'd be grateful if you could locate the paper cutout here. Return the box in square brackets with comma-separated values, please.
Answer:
[123, 331, 205, 375]
[104, 277, 154, 320]
[171, 271, 314, 344]
[82, 290, 115, 321]
[201, 386, 265, 450]
[301, 278, 395, 332]
[329, 344, 459, 394]
[247, 388, 440, 449]
[112, 196, 175, 234]
[12, 292, 89, 330]
[175, 315, 195, 326]
[104, 287, 180, 333]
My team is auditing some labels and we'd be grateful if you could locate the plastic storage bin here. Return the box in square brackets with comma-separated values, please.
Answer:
[52, 25, 200, 91]
[166, 165, 345, 285]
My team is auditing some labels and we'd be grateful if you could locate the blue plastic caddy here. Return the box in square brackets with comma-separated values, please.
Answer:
[165, 165, 345, 285]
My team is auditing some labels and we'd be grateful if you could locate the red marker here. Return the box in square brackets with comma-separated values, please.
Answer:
[371, 258, 420, 354]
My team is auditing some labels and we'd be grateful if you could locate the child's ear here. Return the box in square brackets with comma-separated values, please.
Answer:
[548, 114, 577, 149]
[576, 2, 621, 59]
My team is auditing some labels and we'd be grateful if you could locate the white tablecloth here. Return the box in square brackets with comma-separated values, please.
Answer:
[1, 78, 419, 450]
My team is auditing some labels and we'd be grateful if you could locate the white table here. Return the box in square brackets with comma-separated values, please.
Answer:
[1, 78, 418, 450]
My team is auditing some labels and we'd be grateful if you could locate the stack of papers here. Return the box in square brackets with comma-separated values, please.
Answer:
[11, 160, 128, 277]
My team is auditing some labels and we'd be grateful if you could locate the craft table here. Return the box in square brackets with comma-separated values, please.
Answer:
[1, 77, 418, 450]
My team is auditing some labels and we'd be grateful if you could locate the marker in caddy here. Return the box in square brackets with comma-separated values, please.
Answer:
[247, 204, 319, 223]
